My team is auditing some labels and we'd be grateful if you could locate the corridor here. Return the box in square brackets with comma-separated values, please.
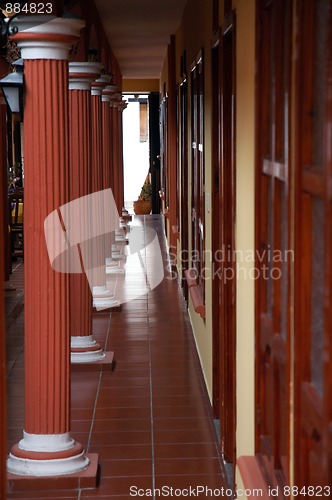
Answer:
[6, 215, 227, 499]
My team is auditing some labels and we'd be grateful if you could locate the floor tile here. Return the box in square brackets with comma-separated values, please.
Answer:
[99, 459, 153, 478]
[154, 457, 223, 476]
[81, 476, 153, 497]
[89, 430, 152, 446]
[153, 442, 219, 459]
[92, 418, 151, 433]
[88, 444, 152, 460]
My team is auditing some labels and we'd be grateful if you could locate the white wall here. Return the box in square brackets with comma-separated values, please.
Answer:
[122, 96, 150, 207]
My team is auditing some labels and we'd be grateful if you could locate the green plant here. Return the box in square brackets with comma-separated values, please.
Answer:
[138, 175, 152, 201]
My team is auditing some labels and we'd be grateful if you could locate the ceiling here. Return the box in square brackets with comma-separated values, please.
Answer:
[93, 0, 188, 79]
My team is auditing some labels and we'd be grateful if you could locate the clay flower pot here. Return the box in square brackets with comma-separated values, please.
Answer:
[133, 200, 152, 215]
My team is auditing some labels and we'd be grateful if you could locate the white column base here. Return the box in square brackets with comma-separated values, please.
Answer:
[7, 452, 89, 477]
[7, 432, 89, 477]
[70, 335, 106, 363]
[105, 257, 118, 267]
[119, 219, 129, 229]
[111, 253, 124, 260]
[71, 350, 106, 363]
[92, 286, 119, 308]
[93, 297, 119, 308]
[111, 245, 124, 260]
[105, 265, 125, 275]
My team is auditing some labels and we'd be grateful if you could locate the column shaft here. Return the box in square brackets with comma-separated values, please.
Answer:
[0, 101, 10, 282]
[91, 95, 103, 193]
[68, 62, 109, 360]
[102, 99, 111, 190]
[24, 59, 70, 435]
[111, 105, 119, 210]
[101, 97, 114, 265]
[115, 107, 122, 211]
[90, 94, 105, 288]
[0, 100, 7, 500]
[69, 89, 92, 341]
[118, 108, 125, 210]
[90, 85, 118, 308]
[110, 105, 116, 202]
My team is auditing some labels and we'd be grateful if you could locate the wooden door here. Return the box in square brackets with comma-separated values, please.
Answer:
[190, 51, 205, 295]
[149, 92, 161, 215]
[179, 53, 189, 301]
[160, 88, 168, 225]
[255, 0, 292, 485]
[211, 12, 237, 465]
[294, 0, 332, 487]
[211, 32, 221, 420]
[219, 13, 236, 464]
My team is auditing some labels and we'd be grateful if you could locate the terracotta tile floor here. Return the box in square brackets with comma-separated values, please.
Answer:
[5, 215, 226, 499]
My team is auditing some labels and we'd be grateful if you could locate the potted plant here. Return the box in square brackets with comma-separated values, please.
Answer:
[133, 174, 152, 215]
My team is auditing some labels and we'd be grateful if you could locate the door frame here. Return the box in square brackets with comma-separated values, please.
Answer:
[211, 11, 237, 465]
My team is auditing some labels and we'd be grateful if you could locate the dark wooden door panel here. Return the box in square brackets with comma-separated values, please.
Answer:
[190, 52, 205, 294]
[179, 58, 189, 301]
[211, 12, 236, 466]
[256, 0, 291, 486]
[294, 0, 332, 487]
[220, 18, 236, 463]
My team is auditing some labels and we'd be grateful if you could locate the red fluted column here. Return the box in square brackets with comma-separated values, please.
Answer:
[68, 62, 108, 362]
[1, 97, 10, 288]
[110, 94, 119, 211]
[91, 78, 104, 194]
[118, 101, 126, 210]
[107, 92, 128, 266]
[102, 86, 124, 272]
[104, 84, 117, 195]
[7, 17, 90, 477]
[112, 95, 125, 212]
[101, 89, 111, 190]
[0, 97, 7, 500]
[101, 88, 115, 268]
[90, 76, 118, 308]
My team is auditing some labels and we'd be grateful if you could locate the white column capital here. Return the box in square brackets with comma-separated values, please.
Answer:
[103, 84, 116, 103]
[69, 61, 103, 91]
[101, 93, 112, 102]
[105, 84, 118, 94]
[11, 16, 85, 60]
[91, 74, 112, 96]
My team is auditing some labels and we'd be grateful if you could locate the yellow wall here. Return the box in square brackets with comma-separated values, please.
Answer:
[122, 79, 159, 93]
[235, 0, 256, 481]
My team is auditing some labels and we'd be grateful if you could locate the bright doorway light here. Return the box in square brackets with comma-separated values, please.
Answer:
[122, 94, 150, 213]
